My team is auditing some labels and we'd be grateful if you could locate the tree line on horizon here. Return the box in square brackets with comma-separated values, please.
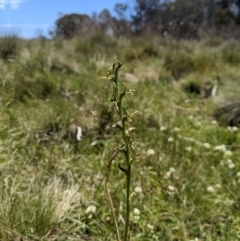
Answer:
[51, 0, 240, 40]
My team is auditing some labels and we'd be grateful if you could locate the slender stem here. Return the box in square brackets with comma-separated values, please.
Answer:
[106, 183, 121, 241]
[105, 147, 123, 241]
[124, 160, 131, 241]
[114, 67, 132, 241]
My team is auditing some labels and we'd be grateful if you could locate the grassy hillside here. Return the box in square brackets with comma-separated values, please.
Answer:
[0, 34, 240, 240]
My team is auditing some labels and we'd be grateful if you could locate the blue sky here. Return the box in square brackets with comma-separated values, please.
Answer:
[0, 0, 125, 38]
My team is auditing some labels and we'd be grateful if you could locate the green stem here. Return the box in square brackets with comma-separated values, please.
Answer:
[119, 97, 131, 241]
[124, 160, 131, 241]
[112, 62, 133, 241]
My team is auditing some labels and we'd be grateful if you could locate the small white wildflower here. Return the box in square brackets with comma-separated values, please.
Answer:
[152, 234, 159, 240]
[168, 137, 174, 142]
[228, 162, 235, 169]
[160, 126, 167, 131]
[225, 199, 234, 205]
[226, 159, 233, 165]
[147, 149, 155, 156]
[85, 205, 96, 215]
[168, 185, 175, 192]
[169, 167, 176, 173]
[134, 215, 140, 221]
[147, 224, 154, 231]
[165, 171, 171, 179]
[215, 184, 222, 189]
[228, 126, 239, 132]
[212, 120, 218, 125]
[196, 121, 201, 126]
[203, 143, 211, 149]
[214, 198, 221, 204]
[134, 186, 142, 194]
[214, 144, 226, 152]
[236, 172, 240, 178]
[207, 186, 215, 193]
[174, 127, 180, 132]
[133, 208, 140, 216]
[232, 126, 238, 132]
[185, 146, 192, 152]
[224, 150, 232, 156]
[165, 168, 176, 179]
[188, 115, 194, 120]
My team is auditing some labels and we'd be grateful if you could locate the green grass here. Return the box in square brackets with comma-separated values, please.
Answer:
[0, 32, 20, 61]
[0, 34, 240, 240]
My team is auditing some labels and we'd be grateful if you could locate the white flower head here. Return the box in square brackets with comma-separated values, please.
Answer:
[224, 150, 232, 156]
[134, 186, 142, 194]
[211, 120, 218, 125]
[134, 215, 140, 221]
[85, 205, 96, 214]
[232, 126, 238, 132]
[165, 171, 171, 179]
[147, 149, 155, 156]
[133, 208, 140, 216]
[225, 199, 234, 205]
[169, 167, 176, 173]
[203, 143, 211, 149]
[215, 184, 222, 189]
[147, 224, 154, 231]
[168, 137, 174, 142]
[160, 126, 167, 131]
[196, 121, 201, 126]
[228, 126, 238, 132]
[207, 186, 215, 193]
[168, 185, 175, 192]
[174, 127, 180, 132]
[85, 205, 97, 217]
[228, 162, 235, 169]
[214, 144, 226, 152]
[226, 159, 233, 165]
[185, 146, 192, 152]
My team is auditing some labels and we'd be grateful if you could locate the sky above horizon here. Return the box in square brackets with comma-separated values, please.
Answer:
[0, 0, 124, 38]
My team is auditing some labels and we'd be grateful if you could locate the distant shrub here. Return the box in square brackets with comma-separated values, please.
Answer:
[164, 52, 195, 79]
[164, 51, 215, 79]
[122, 47, 138, 61]
[14, 73, 57, 102]
[122, 39, 159, 61]
[203, 37, 223, 47]
[220, 41, 240, 65]
[74, 33, 117, 60]
[0, 33, 20, 61]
